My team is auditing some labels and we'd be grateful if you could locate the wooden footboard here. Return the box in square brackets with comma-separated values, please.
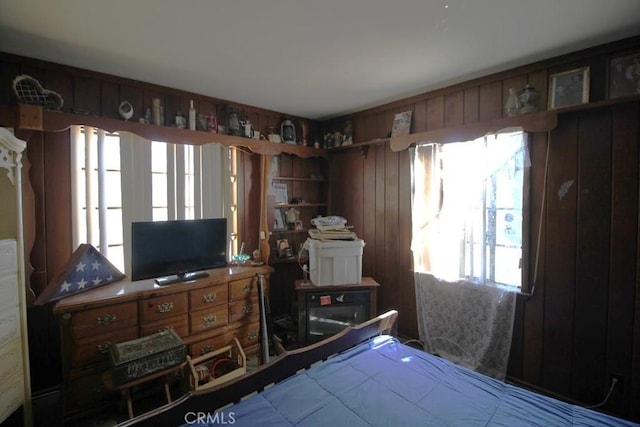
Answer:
[119, 310, 398, 426]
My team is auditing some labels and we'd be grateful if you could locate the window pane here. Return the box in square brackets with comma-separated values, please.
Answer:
[152, 173, 167, 207]
[105, 171, 122, 207]
[153, 208, 168, 221]
[106, 208, 123, 246]
[103, 135, 121, 169]
[152, 141, 167, 173]
[108, 245, 125, 274]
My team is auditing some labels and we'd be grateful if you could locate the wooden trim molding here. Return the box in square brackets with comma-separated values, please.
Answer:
[389, 110, 558, 151]
[0, 105, 327, 159]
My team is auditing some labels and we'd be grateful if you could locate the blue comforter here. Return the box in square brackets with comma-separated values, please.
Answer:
[183, 336, 638, 426]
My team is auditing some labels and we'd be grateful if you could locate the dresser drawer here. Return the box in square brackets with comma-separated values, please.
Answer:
[70, 326, 138, 368]
[189, 305, 228, 335]
[189, 284, 228, 311]
[189, 333, 228, 357]
[228, 321, 260, 348]
[229, 277, 260, 301]
[140, 293, 188, 323]
[140, 314, 188, 338]
[229, 298, 258, 323]
[68, 302, 138, 340]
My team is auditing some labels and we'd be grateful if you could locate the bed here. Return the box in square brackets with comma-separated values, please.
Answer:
[119, 310, 638, 427]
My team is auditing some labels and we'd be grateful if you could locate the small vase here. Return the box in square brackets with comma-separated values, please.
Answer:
[505, 88, 521, 117]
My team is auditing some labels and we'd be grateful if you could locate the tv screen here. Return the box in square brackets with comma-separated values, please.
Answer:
[131, 218, 227, 282]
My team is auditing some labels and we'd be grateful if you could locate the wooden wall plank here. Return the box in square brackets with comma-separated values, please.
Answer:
[426, 96, 444, 130]
[571, 109, 612, 402]
[73, 75, 100, 115]
[542, 113, 578, 395]
[605, 104, 639, 418]
[374, 144, 386, 289]
[413, 100, 427, 133]
[444, 90, 464, 128]
[463, 87, 479, 123]
[362, 148, 377, 286]
[479, 81, 502, 122]
[100, 81, 119, 120]
[522, 132, 548, 385]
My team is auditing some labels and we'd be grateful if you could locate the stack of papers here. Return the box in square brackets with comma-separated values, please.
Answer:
[308, 228, 358, 240]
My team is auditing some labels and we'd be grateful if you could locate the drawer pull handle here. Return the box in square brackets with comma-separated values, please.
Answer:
[203, 314, 217, 326]
[242, 284, 253, 293]
[247, 331, 258, 341]
[243, 304, 253, 314]
[202, 292, 217, 303]
[200, 345, 214, 355]
[97, 342, 112, 354]
[156, 302, 174, 313]
[96, 314, 117, 325]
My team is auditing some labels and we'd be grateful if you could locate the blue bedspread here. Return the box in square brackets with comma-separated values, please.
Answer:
[184, 336, 638, 426]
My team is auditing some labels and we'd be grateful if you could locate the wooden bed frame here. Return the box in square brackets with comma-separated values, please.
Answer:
[118, 310, 399, 426]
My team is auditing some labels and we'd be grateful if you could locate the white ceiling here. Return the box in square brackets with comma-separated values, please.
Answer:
[1, 1, 639, 120]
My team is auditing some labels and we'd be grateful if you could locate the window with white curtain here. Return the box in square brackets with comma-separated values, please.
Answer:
[71, 126, 232, 276]
[411, 130, 528, 289]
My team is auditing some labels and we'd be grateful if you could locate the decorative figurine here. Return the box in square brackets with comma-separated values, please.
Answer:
[518, 84, 539, 114]
[285, 207, 299, 229]
[281, 119, 296, 144]
[118, 100, 134, 121]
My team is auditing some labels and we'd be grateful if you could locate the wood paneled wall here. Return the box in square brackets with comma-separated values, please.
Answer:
[329, 36, 640, 421]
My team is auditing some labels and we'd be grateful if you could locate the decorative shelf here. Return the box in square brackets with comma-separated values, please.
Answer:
[272, 176, 328, 182]
[275, 203, 327, 208]
[2, 106, 328, 159]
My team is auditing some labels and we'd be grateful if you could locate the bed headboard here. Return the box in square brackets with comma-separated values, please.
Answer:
[120, 309, 398, 426]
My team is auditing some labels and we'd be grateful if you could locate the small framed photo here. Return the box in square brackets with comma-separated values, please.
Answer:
[391, 110, 413, 137]
[294, 220, 304, 231]
[609, 51, 640, 99]
[276, 238, 293, 258]
[548, 67, 590, 109]
[274, 208, 286, 230]
[272, 182, 288, 204]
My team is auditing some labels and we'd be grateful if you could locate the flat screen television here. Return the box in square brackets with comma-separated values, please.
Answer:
[131, 218, 227, 285]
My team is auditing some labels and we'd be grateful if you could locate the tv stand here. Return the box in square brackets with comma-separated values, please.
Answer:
[155, 271, 210, 286]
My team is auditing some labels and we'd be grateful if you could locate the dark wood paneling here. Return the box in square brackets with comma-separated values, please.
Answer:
[413, 100, 427, 133]
[571, 109, 612, 402]
[542, 114, 578, 395]
[444, 90, 464, 128]
[479, 81, 502, 122]
[463, 87, 479, 123]
[605, 104, 639, 418]
[426, 96, 444, 130]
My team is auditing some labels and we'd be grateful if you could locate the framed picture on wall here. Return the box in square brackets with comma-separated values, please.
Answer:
[391, 110, 413, 137]
[608, 51, 640, 99]
[548, 67, 590, 109]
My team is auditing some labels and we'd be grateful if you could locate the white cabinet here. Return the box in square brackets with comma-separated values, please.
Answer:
[0, 239, 25, 422]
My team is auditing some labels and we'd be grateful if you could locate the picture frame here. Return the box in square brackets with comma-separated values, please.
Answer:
[273, 208, 286, 230]
[548, 67, 590, 109]
[294, 220, 304, 231]
[276, 238, 293, 258]
[391, 110, 413, 137]
[608, 51, 640, 99]
[272, 182, 288, 204]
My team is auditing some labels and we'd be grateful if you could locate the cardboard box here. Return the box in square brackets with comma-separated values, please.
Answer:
[187, 338, 246, 391]
[109, 329, 187, 385]
[307, 238, 364, 286]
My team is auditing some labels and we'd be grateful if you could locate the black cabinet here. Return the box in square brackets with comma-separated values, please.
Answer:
[295, 278, 379, 346]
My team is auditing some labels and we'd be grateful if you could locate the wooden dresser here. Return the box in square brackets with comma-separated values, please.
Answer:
[52, 265, 272, 419]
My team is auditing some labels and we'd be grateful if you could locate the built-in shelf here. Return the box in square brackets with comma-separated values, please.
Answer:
[1, 106, 328, 159]
[275, 203, 327, 208]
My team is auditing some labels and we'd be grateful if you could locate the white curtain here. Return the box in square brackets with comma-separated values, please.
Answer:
[410, 130, 525, 380]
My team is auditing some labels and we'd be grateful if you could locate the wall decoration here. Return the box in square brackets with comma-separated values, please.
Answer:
[272, 182, 288, 204]
[274, 208, 286, 230]
[391, 110, 413, 137]
[12, 74, 64, 110]
[548, 67, 590, 109]
[34, 244, 126, 305]
[608, 51, 640, 99]
[276, 238, 293, 258]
